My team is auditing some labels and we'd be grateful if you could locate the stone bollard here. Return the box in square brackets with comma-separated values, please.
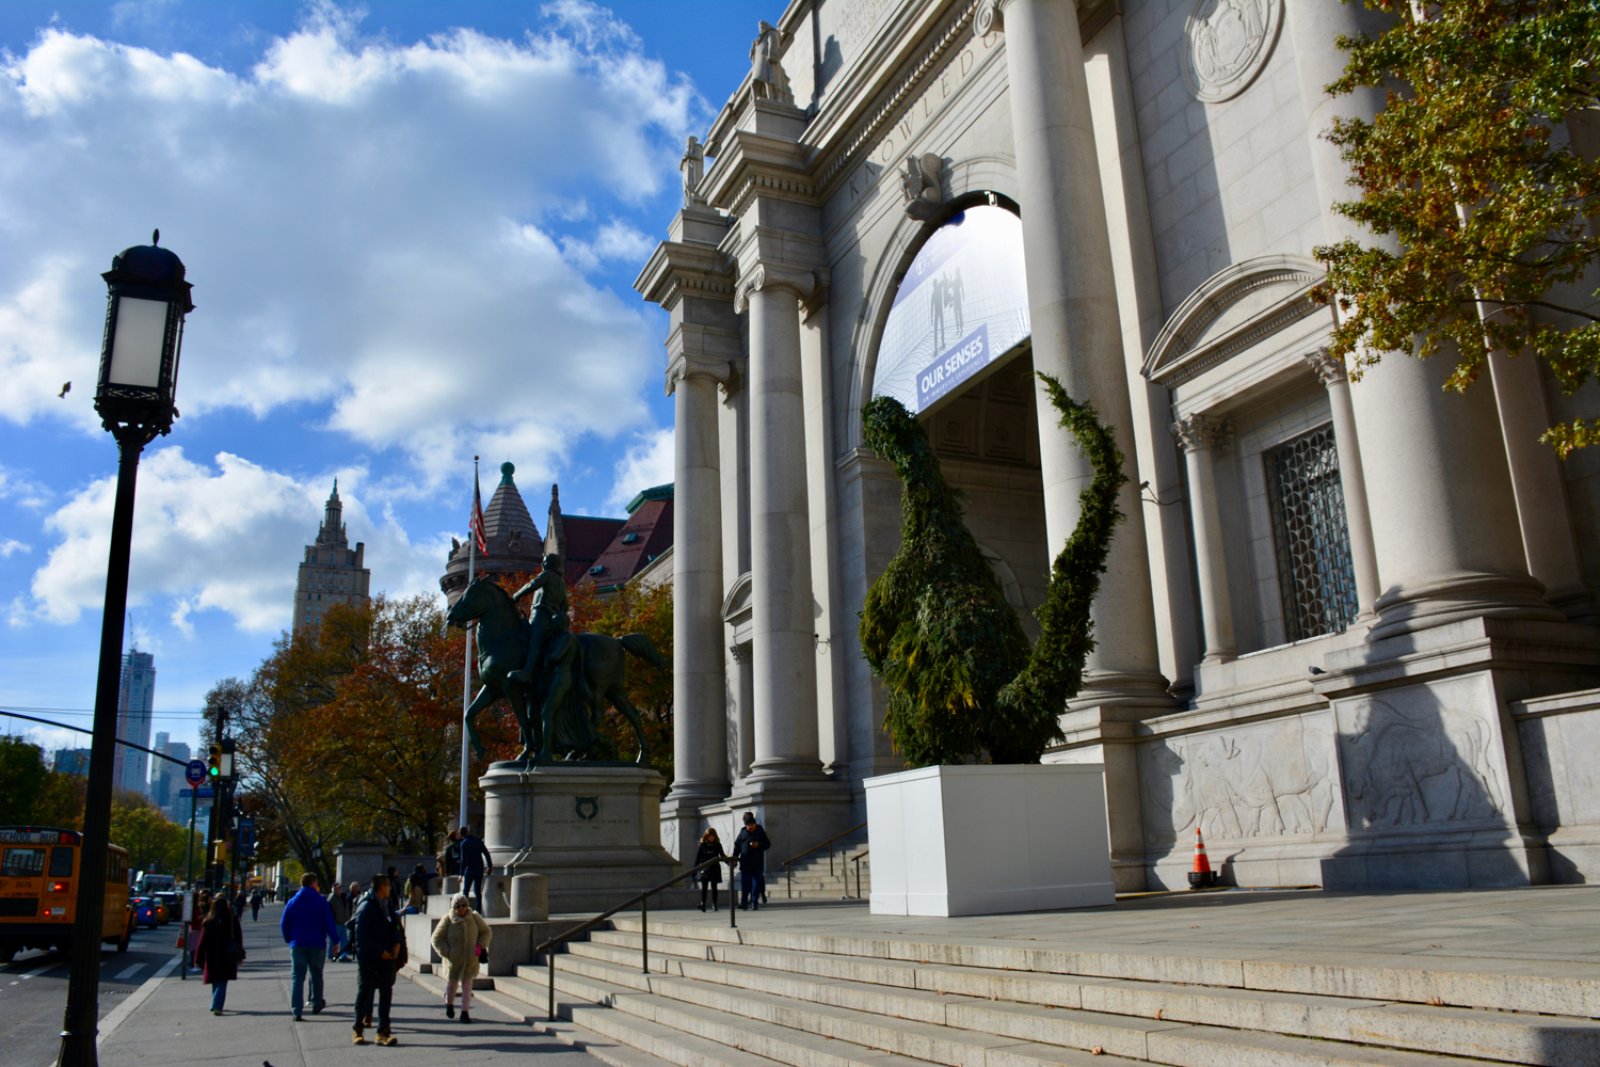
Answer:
[443, 875, 462, 895]
[510, 873, 549, 922]
[483, 872, 512, 918]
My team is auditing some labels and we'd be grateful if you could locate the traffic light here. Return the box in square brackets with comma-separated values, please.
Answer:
[207, 743, 222, 778]
[219, 739, 235, 780]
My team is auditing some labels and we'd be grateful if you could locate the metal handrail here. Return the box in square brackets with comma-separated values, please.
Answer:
[534, 854, 735, 1021]
[780, 820, 867, 899]
[849, 847, 870, 900]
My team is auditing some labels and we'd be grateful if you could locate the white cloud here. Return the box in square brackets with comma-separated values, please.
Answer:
[0, 538, 28, 557]
[0, 6, 693, 489]
[606, 426, 674, 512]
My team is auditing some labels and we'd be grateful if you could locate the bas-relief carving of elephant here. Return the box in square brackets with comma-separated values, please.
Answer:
[1159, 724, 1335, 841]
[1343, 698, 1503, 828]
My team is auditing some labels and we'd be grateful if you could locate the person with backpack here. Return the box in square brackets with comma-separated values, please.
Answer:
[193, 894, 244, 1016]
[352, 874, 403, 1046]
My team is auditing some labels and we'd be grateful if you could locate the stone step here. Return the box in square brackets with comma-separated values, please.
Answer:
[504, 962, 1151, 1067]
[576, 928, 1600, 1065]
[610, 914, 1600, 1018]
[521, 947, 1491, 1067]
[406, 965, 679, 1067]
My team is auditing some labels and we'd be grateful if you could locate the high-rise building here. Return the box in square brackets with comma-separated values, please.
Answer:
[111, 649, 154, 796]
[150, 732, 192, 819]
[293, 480, 372, 634]
[53, 748, 91, 776]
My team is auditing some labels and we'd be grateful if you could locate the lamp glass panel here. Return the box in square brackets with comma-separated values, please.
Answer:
[107, 296, 169, 389]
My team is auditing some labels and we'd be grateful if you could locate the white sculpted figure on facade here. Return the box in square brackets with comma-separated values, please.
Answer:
[680, 135, 706, 207]
[901, 152, 943, 219]
[749, 21, 793, 104]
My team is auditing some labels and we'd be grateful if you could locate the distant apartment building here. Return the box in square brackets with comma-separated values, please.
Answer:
[293, 481, 372, 634]
[111, 649, 154, 796]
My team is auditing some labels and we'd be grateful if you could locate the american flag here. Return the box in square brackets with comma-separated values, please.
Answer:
[469, 466, 488, 557]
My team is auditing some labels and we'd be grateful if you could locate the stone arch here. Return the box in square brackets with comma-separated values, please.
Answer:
[844, 155, 1020, 451]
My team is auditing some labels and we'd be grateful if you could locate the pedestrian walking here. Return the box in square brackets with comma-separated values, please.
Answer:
[733, 810, 771, 910]
[403, 863, 432, 914]
[193, 895, 244, 1016]
[430, 893, 491, 1022]
[385, 866, 403, 915]
[328, 880, 353, 961]
[457, 824, 493, 914]
[280, 872, 339, 1021]
[694, 828, 727, 912]
[437, 829, 461, 881]
[352, 873, 403, 1046]
[250, 886, 263, 921]
[187, 889, 211, 969]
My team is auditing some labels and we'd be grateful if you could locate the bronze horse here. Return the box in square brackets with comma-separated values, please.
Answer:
[446, 577, 667, 764]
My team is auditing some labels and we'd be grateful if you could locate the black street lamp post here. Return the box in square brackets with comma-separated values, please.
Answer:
[57, 232, 192, 1067]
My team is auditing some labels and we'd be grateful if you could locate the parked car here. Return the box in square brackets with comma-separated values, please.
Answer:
[130, 897, 159, 929]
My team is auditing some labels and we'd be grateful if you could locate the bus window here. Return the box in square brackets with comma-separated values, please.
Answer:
[1, 848, 46, 877]
[48, 847, 74, 878]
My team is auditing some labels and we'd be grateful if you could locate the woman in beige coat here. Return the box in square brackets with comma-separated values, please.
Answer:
[430, 893, 492, 1022]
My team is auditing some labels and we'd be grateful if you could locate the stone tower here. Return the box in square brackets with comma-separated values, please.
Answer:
[292, 480, 371, 634]
[440, 462, 543, 607]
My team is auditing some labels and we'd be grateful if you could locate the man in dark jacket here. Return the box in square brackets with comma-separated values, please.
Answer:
[280, 873, 339, 1020]
[458, 825, 493, 914]
[327, 882, 353, 961]
[352, 874, 402, 1046]
[732, 811, 772, 910]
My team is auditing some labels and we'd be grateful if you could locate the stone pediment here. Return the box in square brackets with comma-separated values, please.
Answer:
[1142, 255, 1325, 390]
[722, 571, 754, 626]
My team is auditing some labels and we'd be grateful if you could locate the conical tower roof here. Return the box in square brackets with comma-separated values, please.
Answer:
[439, 461, 543, 605]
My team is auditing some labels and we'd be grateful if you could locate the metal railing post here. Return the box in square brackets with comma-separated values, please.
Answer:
[730, 862, 737, 928]
[641, 893, 649, 974]
[547, 951, 556, 1021]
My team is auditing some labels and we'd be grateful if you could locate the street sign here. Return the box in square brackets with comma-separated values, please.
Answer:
[179, 787, 214, 799]
[185, 759, 207, 787]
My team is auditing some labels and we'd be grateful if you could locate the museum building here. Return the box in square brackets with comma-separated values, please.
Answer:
[637, 0, 1600, 891]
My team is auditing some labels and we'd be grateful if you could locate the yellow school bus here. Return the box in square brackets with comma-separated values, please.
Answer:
[0, 827, 135, 961]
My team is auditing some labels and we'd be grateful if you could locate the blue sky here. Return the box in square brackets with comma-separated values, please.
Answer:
[0, 1, 771, 764]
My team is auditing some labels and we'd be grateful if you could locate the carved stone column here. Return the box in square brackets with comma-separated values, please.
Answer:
[743, 266, 825, 782]
[1305, 349, 1379, 618]
[1287, 4, 1553, 639]
[666, 352, 732, 806]
[984, 0, 1168, 704]
[1172, 414, 1235, 661]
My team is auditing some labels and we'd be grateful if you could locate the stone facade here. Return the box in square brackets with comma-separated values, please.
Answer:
[291, 481, 371, 634]
[637, 0, 1600, 890]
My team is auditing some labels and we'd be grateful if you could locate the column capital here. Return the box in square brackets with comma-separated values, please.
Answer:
[1172, 412, 1231, 453]
[666, 350, 737, 393]
[976, 0, 1090, 38]
[1305, 347, 1350, 387]
[736, 263, 823, 312]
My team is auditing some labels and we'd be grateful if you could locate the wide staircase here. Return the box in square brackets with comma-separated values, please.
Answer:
[428, 905, 1600, 1067]
[775, 829, 871, 901]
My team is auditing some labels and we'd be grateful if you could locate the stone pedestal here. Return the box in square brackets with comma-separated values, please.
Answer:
[481, 762, 691, 915]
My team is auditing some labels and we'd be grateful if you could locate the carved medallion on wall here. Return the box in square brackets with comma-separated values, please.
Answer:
[1181, 0, 1282, 104]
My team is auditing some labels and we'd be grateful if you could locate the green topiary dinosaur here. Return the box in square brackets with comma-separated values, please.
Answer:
[859, 372, 1127, 766]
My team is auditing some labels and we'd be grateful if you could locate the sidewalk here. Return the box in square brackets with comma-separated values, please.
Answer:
[94, 903, 599, 1066]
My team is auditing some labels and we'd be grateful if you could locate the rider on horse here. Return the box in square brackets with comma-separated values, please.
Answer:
[509, 552, 569, 692]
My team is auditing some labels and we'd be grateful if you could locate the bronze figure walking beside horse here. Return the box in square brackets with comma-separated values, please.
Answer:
[446, 577, 667, 764]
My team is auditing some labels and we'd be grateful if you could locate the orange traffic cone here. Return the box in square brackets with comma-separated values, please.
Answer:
[1187, 827, 1218, 888]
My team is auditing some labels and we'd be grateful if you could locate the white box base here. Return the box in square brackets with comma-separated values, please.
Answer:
[864, 764, 1115, 917]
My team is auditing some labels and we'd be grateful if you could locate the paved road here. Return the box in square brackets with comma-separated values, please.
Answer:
[1, 922, 183, 1067]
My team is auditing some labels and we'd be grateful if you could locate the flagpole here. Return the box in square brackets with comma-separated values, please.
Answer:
[458, 456, 478, 832]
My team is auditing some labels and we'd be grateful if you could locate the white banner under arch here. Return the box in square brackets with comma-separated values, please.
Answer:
[871, 205, 1031, 413]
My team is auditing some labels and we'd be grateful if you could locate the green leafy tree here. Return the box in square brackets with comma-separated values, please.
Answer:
[1313, 0, 1600, 454]
[859, 373, 1126, 766]
[0, 736, 51, 824]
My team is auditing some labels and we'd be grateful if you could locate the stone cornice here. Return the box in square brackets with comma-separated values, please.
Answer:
[635, 237, 736, 310]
